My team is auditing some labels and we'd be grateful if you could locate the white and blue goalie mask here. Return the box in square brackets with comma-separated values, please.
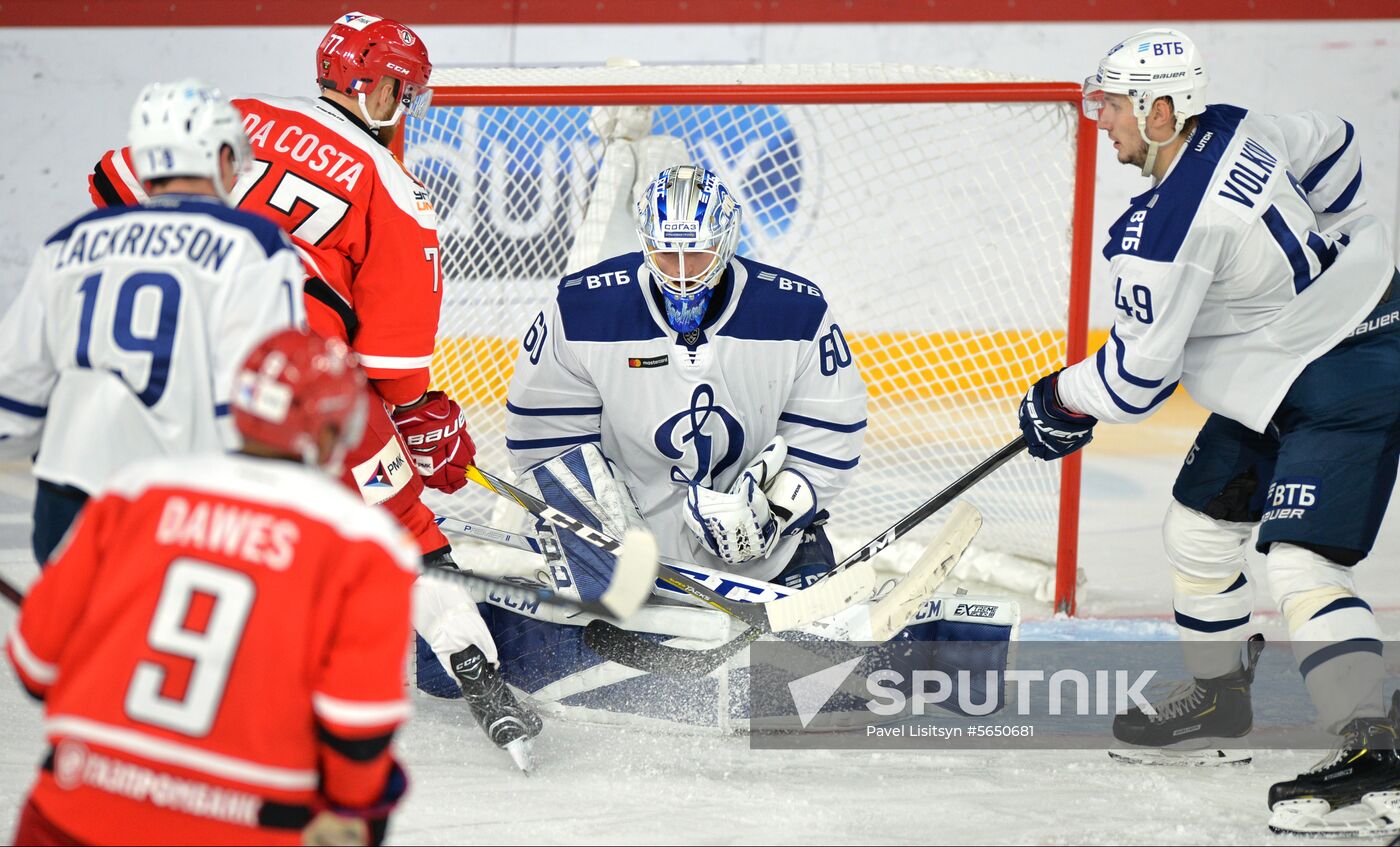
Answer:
[636, 165, 742, 333]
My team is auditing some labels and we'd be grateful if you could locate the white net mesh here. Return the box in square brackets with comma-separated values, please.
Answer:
[405, 63, 1083, 581]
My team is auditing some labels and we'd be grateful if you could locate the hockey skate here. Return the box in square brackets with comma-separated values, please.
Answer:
[1108, 634, 1264, 766]
[451, 645, 544, 774]
[1267, 692, 1400, 838]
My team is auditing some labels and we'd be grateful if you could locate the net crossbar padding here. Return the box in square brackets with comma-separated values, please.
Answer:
[400, 63, 1095, 613]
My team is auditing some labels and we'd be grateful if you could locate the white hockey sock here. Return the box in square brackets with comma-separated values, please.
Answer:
[1164, 501, 1255, 679]
[413, 575, 500, 677]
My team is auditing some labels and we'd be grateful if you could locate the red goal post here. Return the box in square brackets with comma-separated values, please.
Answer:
[397, 66, 1096, 614]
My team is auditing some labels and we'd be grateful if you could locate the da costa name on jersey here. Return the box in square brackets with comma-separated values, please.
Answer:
[54, 219, 237, 273]
[241, 112, 365, 191]
[154, 495, 301, 570]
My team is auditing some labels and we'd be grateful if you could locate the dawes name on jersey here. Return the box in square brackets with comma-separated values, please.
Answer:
[506, 253, 868, 580]
[1057, 104, 1395, 433]
[0, 197, 305, 494]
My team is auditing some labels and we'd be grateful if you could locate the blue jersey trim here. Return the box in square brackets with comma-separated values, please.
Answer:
[1300, 120, 1354, 192]
[506, 433, 602, 451]
[214, 403, 231, 418]
[47, 197, 289, 258]
[778, 412, 867, 433]
[1262, 205, 1313, 294]
[1102, 105, 1247, 265]
[1323, 165, 1363, 215]
[0, 394, 47, 418]
[1108, 327, 1164, 389]
[717, 257, 828, 342]
[787, 446, 859, 470]
[1094, 347, 1178, 415]
[506, 401, 604, 418]
[556, 253, 667, 344]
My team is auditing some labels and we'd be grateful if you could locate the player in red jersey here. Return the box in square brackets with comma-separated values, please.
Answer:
[7, 329, 418, 846]
[89, 11, 469, 562]
[86, 13, 544, 758]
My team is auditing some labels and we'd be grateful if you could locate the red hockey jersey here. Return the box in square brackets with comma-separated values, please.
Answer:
[90, 96, 443, 405]
[6, 453, 419, 845]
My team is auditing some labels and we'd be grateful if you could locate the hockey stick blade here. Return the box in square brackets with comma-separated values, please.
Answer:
[585, 619, 763, 678]
[866, 501, 981, 640]
[0, 575, 24, 607]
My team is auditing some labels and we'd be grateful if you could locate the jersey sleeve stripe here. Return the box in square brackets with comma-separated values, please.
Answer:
[109, 150, 149, 205]
[1094, 347, 1179, 415]
[214, 403, 231, 417]
[312, 693, 412, 727]
[89, 161, 126, 207]
[777, 412, 868, 433]
[1108, 328, 1164, 389]
[1300, 120, 1354, 192]
[357, 354, 434, 370]
[505, 401, 604, 417]
[1262, 205, 1314, 293]
[7, 625, 58, 685]
[304, 277, 360, 340]
[1322, 165, 1363, 215]
[505, 433, 602, 451]
[0, 394, 47, 418]
[786, 446, 860, 470]
[44, 715, 319, 791]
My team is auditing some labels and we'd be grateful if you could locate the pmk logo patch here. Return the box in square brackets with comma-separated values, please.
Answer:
[1262, 477, 1321, 522]
[351, 438, 415, 505]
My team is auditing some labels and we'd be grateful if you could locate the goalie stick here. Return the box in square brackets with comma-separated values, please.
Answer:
[463, 466, 884, 634]
[585, 502, 982, 677]
[0, 538, 657, 620]
[584, 439, 1024, 676]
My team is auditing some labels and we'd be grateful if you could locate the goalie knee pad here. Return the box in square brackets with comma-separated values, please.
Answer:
[1163, 500, 1255, 678]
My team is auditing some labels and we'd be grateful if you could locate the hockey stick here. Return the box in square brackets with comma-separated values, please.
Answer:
[585, 439, 1024, 676]
[462, 466, 887, 634]
[585, 502, 982, 676]
[0, 575, 24, 607]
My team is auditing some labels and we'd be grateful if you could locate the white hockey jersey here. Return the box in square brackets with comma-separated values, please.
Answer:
[0, 195, 305, 493]
[505, 254, 868, 581]
[1057, 104, 1395, 432]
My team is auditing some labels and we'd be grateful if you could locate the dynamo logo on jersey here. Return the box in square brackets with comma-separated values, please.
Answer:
[654, 383, 745, 488]
[405, 103, 805, 280]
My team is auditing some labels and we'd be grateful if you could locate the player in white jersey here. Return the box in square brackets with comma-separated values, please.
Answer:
[0, 80, 304, 565]
[502, 164, 868, 587]
[1016, 29, 1400, 835]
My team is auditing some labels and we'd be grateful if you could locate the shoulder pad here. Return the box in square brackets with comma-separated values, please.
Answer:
[556, 252, 664, 342]
[719, 257, 829, 342]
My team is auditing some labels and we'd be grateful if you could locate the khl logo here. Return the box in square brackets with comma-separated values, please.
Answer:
[653, 383, 745, 488]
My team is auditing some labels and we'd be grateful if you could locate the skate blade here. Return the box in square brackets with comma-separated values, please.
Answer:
[1108, 747, 1252, 767]
[504, 736, 534, 774]
[1268, 792, 1400, 838]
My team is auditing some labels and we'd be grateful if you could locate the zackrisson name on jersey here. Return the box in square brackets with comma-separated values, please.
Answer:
[1216, 136, 1280, 210]
[54, 217, 239, 273]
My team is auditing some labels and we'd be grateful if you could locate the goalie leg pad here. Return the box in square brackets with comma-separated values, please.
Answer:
[524, 443, 647, 602]
[1163, 499, 1256, 679]
[1268, 542, 1385, 731]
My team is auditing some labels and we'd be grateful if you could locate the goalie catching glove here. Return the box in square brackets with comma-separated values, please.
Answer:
[684, 436, 818, 566]
[392, 390, 476, 493]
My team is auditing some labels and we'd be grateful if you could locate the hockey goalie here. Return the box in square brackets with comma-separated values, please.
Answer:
[418, 162, 1019, 728]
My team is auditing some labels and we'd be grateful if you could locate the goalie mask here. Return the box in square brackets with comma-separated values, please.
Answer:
[128, 79, 253, 203]
[1083, 28, 1208, 177]
[636, 165, 742, 334]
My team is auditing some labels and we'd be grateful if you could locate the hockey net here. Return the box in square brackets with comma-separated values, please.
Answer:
[400, 63, 1095, 613]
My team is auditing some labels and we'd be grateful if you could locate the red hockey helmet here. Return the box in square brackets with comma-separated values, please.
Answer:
[316, 11, 432, 129]
[233, 329, 369, 473]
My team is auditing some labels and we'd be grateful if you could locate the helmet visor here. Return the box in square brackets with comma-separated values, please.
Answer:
[400, 82, 433, 119]
[1082, 76, 1106, 121]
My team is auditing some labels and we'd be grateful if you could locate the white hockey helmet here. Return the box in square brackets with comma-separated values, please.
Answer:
[636, 165, 742, 332]
[128, 79, 252, 201]
[1084, 29, 1208, 175]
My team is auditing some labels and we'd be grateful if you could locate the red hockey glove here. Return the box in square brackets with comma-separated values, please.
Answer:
[391, 391, 476, 494]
